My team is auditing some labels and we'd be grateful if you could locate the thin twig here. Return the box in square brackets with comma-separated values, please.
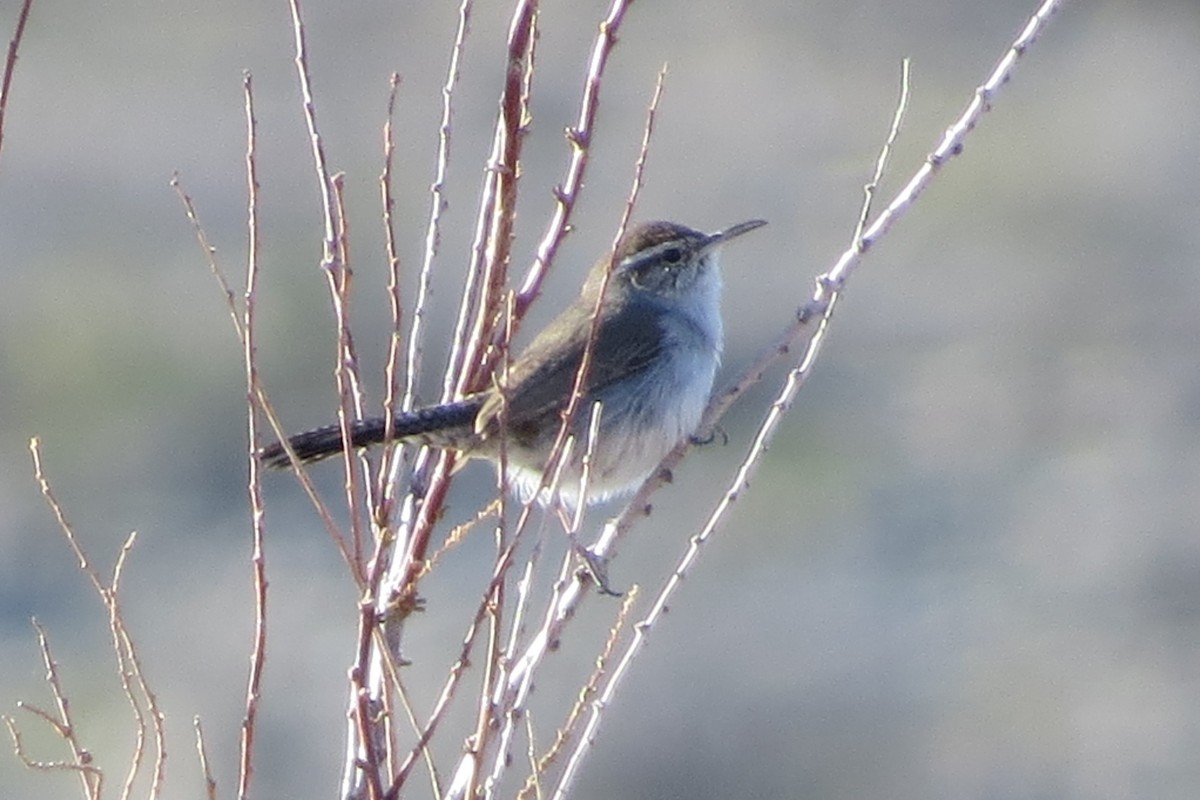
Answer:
[516, 0, 636, 316]
[327, 173, 371, 574]
[386, 526, 533, 792]
[237, 71, 269, 800]
[0, 0, 34, 160]
[534, 62, 667, 515]
[386, 659, 443, 798]
[855, 58, 910, 246]
[569, 402, 605, 533]
[170, 177, 362, 582]
[402, 0, 472, 412]
[194, 717, 218, 800]
[349, 610, 385, 800]
[420, 498, 503, 576]
[108, 530, 161, 800]
[288, 0, 340, 270]
[381, 0, 476, 538]
[379, 72, 406, 505]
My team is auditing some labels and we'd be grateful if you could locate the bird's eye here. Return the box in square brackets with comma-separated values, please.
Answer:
[661, 247, 683, 264]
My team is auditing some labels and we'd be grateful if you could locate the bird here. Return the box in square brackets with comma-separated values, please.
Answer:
[260, 219, 767, 511]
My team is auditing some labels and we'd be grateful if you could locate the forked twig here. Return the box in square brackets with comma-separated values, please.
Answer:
[26, 442, 167, 799]
[7, 620, 103, 800]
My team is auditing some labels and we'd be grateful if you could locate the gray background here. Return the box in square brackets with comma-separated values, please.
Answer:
[3, 1, 1199, 798]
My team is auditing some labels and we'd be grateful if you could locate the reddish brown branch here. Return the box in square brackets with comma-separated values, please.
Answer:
[0, 0, 34, 160]
[515, 0, 635, 316]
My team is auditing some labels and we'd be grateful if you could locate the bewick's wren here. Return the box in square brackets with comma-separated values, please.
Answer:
[260, 219, 766, 508]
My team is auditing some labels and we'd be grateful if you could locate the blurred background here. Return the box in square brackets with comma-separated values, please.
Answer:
[3, 1, 1199, 798]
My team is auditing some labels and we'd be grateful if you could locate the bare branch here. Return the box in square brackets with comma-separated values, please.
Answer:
[237, 71, 269, 800]
[379, 72, 406, 501]
[5, 711, 104, 794]
[516, 0, 637, 315]
[0, 0, 34, 160]
[327, 173, 371, 571]
[287, 0, 340, 272]
[109, 530, 163, 800]
[403, 0, 472, 412]
[15, 619, 103, 799]
[193, 717, 218, 800]
[170, 177, 362, 582]
[548, 4, 1065, 794]
[287, 0, 372, 583]
[26, 444, 169, 798]
[854, 58, 910, 245]
[516, 586, 638, 799]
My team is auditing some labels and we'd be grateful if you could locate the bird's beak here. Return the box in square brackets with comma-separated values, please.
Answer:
[702, 218, 768, 252]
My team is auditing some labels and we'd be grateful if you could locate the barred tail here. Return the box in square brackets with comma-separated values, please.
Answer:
[259, 399, 481, 469]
